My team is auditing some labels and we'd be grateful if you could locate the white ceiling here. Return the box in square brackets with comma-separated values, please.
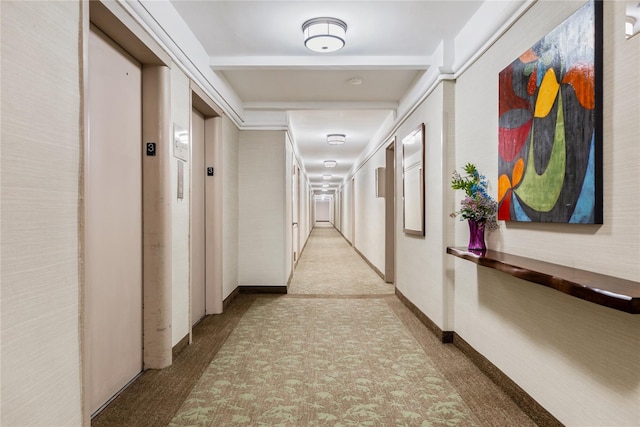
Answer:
[168, 0, 489, 194]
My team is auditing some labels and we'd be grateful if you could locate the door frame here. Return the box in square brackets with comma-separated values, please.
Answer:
[292, 163, 301, 268]
[85, 25, 143, 416]
[189, 106, 206, 329]
[384, 139, 396, 283]
[350, 178, 356, 245]
[83, 3, 172, 423]
[192, 83, 224, 316]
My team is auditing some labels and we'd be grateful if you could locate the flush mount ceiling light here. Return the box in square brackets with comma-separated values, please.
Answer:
[324, 160, 337, 168]
[327, 134, 346, 145]
[323, 174, 332, 180]
[302, 17, 347, 53]
[322, 184, 329, 188]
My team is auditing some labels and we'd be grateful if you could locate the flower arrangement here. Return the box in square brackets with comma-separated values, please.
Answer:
[450, 163, 498, 231]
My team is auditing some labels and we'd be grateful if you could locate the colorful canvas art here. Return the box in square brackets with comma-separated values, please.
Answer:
[498, 0, 602, 223]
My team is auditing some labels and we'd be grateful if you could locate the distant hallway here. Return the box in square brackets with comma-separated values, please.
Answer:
[288, 223, 394, 295]
[93, 224, 536, 426]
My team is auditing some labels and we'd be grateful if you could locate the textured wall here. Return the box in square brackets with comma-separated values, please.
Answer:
[170, 66, 191, 346]
[340, 178, 354, 244]
[453, 1, 640, 424]
[394, 83, 452, 330]
[1, 2, 83, 424]
[221, 115, 240, 300]
[315, 200, 331, 221]
[352, 147, 386, 272]
[284, 136, 293, 283]
[298, 166, 311, 247]
[238, 131, 287, 286]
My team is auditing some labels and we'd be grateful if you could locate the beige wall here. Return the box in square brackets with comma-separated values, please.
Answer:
[284, 135, 293, 281]
[1, 2, 83, 424]
[238, 131, 287, 286]
[453, 1, 640, 424]
[352, 146, 386, 273]
[340, 178, 354, 244]
[170, 65, 191, 346]
[204, 114, 240, 310]
[315, 200, 331, 221]
[394, 82, 455, 331]
[299, 173, 311, 247]
[220, 115, 240, 300]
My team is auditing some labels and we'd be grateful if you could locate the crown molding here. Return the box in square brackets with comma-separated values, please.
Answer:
[114, 0, 536, 134]
[210, 55, 431, 70]
[124, 0, 246, 127]
[243, 101, 399, 111]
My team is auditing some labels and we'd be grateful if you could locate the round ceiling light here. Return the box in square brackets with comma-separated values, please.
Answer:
[324, 160, 337, 168]
[327, 134, 346, 145]
[302, 17, 347, 53]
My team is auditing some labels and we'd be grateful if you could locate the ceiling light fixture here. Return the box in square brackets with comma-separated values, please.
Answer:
[322, 184, 329, 188]
[302, 17, 347, 53]
[323, 174, 332, 180]
[324, 160, 337, 168]
[327, 134, 346, 145]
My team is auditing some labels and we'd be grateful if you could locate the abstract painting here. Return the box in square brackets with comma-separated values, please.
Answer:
[498, 0, 602, 223]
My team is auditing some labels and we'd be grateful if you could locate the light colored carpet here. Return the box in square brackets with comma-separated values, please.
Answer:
[169, 297, 480, 426]
[288, 224, 394, 295]
[93, 223, 538, 427]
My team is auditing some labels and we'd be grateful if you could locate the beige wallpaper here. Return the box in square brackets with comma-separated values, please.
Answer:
[453, 1, 640, 424]
[394, 83, 451, 330]
[221, 115, 240, 300]
[1, 2, 83, 424]
[238, 131, 287, 286]
[170, 66, 191, 346]
[353, 147, 386, 272]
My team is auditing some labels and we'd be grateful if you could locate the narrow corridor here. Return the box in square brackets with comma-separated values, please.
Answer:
[288, 223, 394, 296]
[93, 225, 536, 426]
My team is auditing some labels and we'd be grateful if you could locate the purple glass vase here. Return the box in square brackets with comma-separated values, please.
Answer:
[467, 220, 486, 251]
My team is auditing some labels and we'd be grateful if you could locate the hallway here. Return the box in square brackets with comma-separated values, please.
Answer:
[288, 223, 394, 295]
[93, 225, 536, 426]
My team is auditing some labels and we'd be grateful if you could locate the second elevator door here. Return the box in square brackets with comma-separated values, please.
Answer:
[191, 108, 206, 325]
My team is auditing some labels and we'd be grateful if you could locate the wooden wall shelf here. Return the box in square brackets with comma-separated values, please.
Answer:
[446, 247, 640, 314]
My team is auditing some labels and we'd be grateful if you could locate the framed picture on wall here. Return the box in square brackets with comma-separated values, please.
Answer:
[497, 0, 603, 224]
[402, 123, 425, 236]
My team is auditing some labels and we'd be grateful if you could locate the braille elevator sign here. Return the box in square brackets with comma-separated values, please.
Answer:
[146, 142, 156, 156]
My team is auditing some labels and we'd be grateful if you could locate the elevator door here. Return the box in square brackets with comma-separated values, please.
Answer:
[87, 27, 143, 414]
[191, 108, 206, 325]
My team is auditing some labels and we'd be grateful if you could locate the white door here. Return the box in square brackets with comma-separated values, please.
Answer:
[292, 165, 300, 266]
[191, 108, 206, 325]
[87, 27, 143, 414]
[351, 178, 356, 244]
